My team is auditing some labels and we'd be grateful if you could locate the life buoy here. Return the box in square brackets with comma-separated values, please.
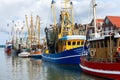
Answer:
[90, 49, 96, 57]
[117, 47, 120, 53]
[96, 26, 102, 32]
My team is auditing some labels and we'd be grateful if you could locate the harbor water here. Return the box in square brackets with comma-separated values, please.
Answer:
[0, 48, 107, 80]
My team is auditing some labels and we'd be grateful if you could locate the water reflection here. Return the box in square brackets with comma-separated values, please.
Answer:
[11, 57, 43, 80]
[42, 61, 106, 80]
[0, 48, 106, 80]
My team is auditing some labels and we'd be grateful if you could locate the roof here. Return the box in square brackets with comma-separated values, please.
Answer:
[107, 16, 120, 28]
[96, 19, 104, 23]
[90, 19, 104, 26]
[60, 35, 86, 40]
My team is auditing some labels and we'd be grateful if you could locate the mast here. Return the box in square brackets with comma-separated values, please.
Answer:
[37, 16, 41, 48]
[92, 0, 97, 37]
[30, 14, 34, 46]
[51, 0, 56, 28]
[25, 15, 31, 48]
[70, 1, 74, 34]
[58, 0, 73, 38]
[12, 21, 15, 47]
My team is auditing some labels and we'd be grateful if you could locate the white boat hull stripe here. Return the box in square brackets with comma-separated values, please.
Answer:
[80, 64, 120, 74]
[42, 55, 82, 60]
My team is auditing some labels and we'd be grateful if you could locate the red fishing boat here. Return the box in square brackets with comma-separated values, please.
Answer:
[80, 57, 120, 79]
[5, 41, 12, 55]
[80, 0, 120, 79]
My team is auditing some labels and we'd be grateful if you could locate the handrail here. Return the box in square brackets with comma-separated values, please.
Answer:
[88, 30, 120, 39]
[86, 57, 120, 63]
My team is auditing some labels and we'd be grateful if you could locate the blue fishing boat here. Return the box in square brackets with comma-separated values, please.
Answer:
[42, 0, 89, 65]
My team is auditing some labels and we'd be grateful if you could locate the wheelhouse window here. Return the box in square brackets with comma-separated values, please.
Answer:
[77, 41, 80, 45]
[72, 42, 76, 45]
[68, 41, 71, 45]
[81, 41, 84, 45]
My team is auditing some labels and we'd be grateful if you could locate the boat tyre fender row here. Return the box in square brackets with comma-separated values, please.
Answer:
[90, 49, 96, 57]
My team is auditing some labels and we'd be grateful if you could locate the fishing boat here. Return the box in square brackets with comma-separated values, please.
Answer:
[80, 0, 120, 79]
[29, 49, 42, 58]
[25, 15, 42, 58]
[42, 0, 89, 65]
[18, 51, 30, 58]
[5, 41, 12, 55]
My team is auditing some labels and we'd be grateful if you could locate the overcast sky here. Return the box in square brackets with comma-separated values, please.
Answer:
[0, 0, 120, 45]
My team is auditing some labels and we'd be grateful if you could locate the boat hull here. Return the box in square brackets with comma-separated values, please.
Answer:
[18, 52, 30, 58]
[12, 49, 21, 56]
[42, 46, 88, 65]
[5, 48, 11, 56]
[29, 54, 42, 59]
[80, 58, 120, 79]
[5, 44, 12, 55]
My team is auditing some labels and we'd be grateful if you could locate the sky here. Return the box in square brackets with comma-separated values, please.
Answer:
[0, 0, 120, 45]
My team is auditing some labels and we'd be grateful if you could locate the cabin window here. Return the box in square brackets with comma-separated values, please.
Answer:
[72, 42, 76, 45]
[77, 41, 80, 45]
[92, 42, 94, 48]
[97, 42, 99, 48]
[101, 41, 104, 48]
[113, 39, 117, 47]
[99, 41, 101, 48]
[90, 42, 93, 48]
[68, 41, 71, 45]
[105, 40, 107, 47]
[99, 42, 101, 48]
[81, 41, 84, 45]
[94, 42, 96, 48]
[96, 42, 99, 48]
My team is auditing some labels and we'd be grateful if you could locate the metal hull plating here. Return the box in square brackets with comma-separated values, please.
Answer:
[80, 58, 120, 79]
[42, 46, 88, 65]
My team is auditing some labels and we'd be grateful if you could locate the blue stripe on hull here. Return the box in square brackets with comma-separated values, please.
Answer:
[42, 46, 88, 65]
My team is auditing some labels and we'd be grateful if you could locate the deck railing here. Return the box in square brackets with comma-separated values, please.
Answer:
[86, 57, 120, 63]
[88, 30, 120, 39]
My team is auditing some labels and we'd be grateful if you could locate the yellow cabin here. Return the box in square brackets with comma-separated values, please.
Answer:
[57, 35, 86, 53]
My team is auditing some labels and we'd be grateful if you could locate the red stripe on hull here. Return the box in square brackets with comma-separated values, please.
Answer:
[80, 58, 120, 79]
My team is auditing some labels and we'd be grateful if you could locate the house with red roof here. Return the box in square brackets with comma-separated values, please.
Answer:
[102, 16, 120, 35]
